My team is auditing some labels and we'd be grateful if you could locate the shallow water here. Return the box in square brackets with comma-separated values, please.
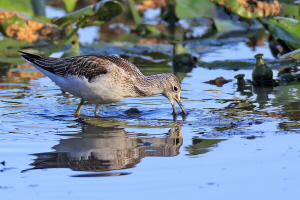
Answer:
[1, 37, 300, 199]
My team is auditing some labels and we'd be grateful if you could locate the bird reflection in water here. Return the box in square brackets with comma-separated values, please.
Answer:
[23, 124, 182, 175]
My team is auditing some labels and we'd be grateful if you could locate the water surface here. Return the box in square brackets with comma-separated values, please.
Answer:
[1, 38, 300, 200]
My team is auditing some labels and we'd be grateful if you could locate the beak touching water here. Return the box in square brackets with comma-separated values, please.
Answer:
[172, 99, 188, 115]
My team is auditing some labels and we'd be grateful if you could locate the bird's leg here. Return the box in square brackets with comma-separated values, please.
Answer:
[94, 104, 102, 116]
[74, 99, 85, 117]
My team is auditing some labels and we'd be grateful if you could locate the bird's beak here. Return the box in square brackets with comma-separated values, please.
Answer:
[172, 99, 187, 115]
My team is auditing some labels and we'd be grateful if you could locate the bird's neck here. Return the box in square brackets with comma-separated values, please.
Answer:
[132, 74, 166, 97]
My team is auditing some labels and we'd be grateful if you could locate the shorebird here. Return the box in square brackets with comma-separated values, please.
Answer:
[19, 51, 187, 117]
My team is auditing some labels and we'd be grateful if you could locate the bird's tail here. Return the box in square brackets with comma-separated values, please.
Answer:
[18, 51, 42, 62]
[18, 51, 57, 74]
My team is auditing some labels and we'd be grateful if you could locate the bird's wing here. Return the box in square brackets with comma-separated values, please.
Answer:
[19, 51, 143, 82]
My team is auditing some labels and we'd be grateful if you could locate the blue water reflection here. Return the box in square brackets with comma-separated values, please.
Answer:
[24, 125, 183, 173]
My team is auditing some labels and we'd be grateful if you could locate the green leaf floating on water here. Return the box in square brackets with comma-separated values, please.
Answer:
[0, 37, 32, 64]
[53, 0, 123, 26]
[175, 0, 217, 18]
[53, 6, 94, 26]
[269, 17, 300, 50]
[212, 0, 281, 18]
[200, 59, 295, 70]
[280, 49, 300, 59]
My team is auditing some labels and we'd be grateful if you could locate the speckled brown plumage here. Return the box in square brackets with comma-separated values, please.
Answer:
[19, 52, 142, 82]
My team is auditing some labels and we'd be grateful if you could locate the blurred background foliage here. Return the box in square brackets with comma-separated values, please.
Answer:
[0, 0, 300, 63]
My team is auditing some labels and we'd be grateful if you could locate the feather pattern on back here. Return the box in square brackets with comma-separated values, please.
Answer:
[19, 51, 144, 82]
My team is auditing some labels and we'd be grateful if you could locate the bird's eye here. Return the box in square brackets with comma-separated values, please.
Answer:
[173, 86, 178, 92]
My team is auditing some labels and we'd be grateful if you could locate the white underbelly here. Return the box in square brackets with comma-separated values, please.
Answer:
[32, 65, 130, 104]
[47, 73, 125, 104]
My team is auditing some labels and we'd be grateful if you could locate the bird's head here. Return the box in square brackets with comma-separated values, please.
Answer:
[161, 73, 187, 115]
